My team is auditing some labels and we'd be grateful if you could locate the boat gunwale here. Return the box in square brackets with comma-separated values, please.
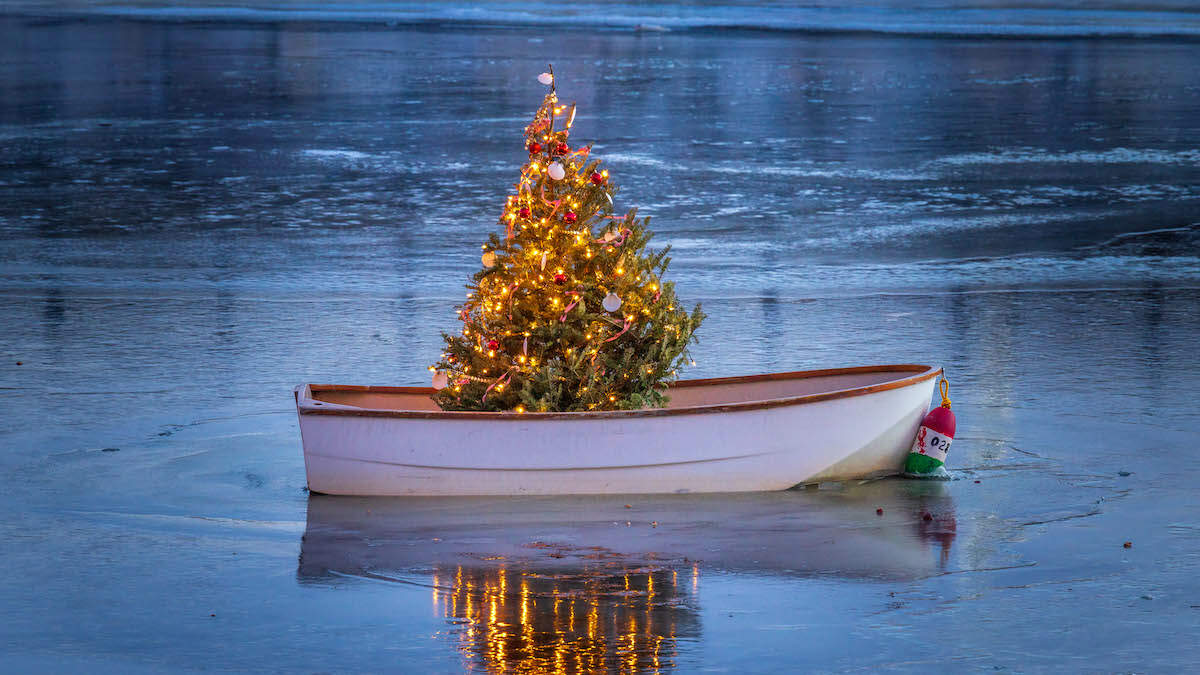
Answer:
[295, 364, 942, 421]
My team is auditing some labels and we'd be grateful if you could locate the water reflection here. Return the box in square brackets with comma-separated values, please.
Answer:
[428, 563, 694, 673]
[298, 482, 956, 671]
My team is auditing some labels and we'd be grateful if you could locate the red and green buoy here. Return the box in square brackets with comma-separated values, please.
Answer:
[905, 376, 956, 476]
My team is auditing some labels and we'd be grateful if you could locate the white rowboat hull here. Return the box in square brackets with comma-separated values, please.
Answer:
[295, 364, 941, 496]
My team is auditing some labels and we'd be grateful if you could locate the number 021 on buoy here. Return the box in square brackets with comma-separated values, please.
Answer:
[904, 376, 956, 476]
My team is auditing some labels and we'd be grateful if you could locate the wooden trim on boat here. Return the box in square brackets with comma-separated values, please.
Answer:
[295, 364, 941, 421]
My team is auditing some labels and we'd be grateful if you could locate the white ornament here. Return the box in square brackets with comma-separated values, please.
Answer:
[432, 371, 449, 390]
[547, 162, 566, 180]
[603, 229, 617, 243]
[537, 72, 554, 86]
[540, 251, 547, 270]
[602, 292, 622, 312]
[481, 251, 497, 268]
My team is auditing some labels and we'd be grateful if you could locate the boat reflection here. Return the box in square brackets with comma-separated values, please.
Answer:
[298, 480, 956, 672]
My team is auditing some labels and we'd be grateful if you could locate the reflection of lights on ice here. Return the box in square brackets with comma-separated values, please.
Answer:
[430, 562, 696, 672]
[432, 573, 440, 614]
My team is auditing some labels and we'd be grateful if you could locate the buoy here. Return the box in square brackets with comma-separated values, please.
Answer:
[905, 375, 956, 476]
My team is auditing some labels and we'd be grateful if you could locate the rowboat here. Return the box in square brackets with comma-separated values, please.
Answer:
[295, 364, 941, 496]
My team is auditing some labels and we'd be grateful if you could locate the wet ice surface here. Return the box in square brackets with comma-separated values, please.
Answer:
[2, 11, 1200, 672]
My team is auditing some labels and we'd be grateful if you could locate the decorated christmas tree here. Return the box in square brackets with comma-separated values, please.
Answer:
[430, 68, 704, 412]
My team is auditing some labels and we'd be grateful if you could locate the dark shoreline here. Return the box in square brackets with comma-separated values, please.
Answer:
[8, 9, 1200, 42]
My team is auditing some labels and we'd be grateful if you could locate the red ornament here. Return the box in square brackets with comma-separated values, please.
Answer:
[487, 339, 500, 351]
[528, 142, 542, 154]
[555, 142, 569, 155]
[519, 207, 531, 219]
[562, 211, 577, 224]
[590, 172, 604, 185]
[554, 273, 567, 285]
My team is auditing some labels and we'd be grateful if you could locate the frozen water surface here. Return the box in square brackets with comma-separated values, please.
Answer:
[1, 5, 1199, 672]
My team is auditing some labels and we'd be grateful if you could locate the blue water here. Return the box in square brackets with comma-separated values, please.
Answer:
[1, 4, 1199, 672]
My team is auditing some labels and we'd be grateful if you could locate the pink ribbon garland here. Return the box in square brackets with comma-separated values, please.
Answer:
[587, 317, 631, 369]
[506, 282, 519, 319]
[602, 318, 632, 344]
[559, 290, 583, 321]
[539, 183, 563, 217]
[481, 368, 515, 404]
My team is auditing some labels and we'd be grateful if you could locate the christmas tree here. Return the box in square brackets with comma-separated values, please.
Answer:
[430, 68, 704, 413]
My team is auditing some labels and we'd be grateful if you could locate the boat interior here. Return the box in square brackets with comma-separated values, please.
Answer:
[300, 365, 936, 414]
